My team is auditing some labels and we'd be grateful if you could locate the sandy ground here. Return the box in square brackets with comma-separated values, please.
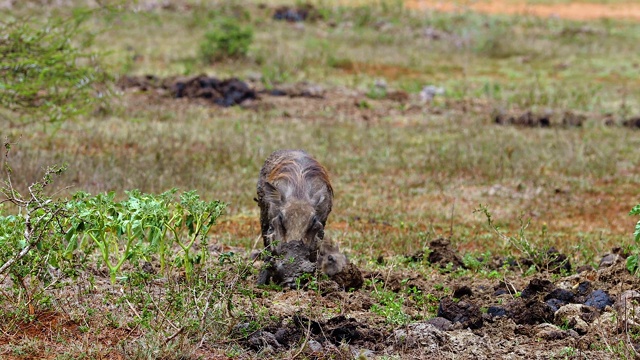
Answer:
[405, 0, 640, 21]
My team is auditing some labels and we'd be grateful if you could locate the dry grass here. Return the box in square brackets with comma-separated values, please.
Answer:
[2, 1, 640, 357]
[2, 0, 640, 261]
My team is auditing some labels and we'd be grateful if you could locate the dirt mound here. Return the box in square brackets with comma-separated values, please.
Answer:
[117, 74, 257, 107]
[494, 109, 589, 128]
[273, 4, 319, 22]
[240, 243, 640, 357]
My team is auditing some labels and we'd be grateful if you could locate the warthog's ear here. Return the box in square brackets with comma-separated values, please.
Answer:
[264, 182, 284, 206]
[311, 188, 325, 207]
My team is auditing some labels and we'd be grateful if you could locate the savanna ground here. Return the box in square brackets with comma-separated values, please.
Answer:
[2, 0, 640, 358]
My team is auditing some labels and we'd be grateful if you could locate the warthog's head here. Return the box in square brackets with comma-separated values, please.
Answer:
[264, 182, 326, 257]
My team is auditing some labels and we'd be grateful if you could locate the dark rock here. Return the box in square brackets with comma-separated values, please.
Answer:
[584, 289, 613, 311]
[520, 278, 554, 299]
[487, 306, 507, 318]
[545, 298, 566, 312]
[576, 264, 594, 273]
[544, 288, 574, 302]
[599, 253, 622, 268]
[273, 4, 318, 22]
[623, 117, 640, 128]
[576, 281, 591, 296]
[247, 330, 281, 351]
[507, 299, 554, 325]
[325, 316, 362, 344]
[437, 298, 483, 329]
[493, 281, 517, 296]
[425, 317, 453, 331]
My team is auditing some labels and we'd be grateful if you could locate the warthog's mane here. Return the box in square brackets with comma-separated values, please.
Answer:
[267, 152, 332, 200]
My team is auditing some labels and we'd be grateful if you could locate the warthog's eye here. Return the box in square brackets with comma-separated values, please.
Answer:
[309, 215, 319, 229]
[277, 212, 286, 234]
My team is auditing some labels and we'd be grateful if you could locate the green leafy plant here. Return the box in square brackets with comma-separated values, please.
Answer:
[200, 17, 253, 63]
[475, 204, 569, 274]
[69, 189, 226, 283]
[164, 190, 226, 280]
[365, 83, 387, 100]
[0, 10, 112, 127]
[626, 205, 640, 275]
[0, 142, 70, 315]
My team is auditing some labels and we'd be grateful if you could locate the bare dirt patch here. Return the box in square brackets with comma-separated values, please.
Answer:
[406, 0, 640, 21]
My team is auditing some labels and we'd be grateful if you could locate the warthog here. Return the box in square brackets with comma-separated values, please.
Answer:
[255, 149, 333, 286]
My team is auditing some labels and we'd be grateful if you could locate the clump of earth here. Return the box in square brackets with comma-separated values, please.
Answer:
[238, 239, 640, 358]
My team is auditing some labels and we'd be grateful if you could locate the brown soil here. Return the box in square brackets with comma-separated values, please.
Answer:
[405, 0, 640, 21]
[3, 236, 637, 358]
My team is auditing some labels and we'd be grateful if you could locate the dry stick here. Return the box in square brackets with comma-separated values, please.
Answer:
[146, 291, 180, 331]
[292, 315, 313, 359]
[164, 326, 185, 345]
[125, 298, 142, 320]
[448, 201, 455, 238]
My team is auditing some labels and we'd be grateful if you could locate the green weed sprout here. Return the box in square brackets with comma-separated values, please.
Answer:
[626, 205, 640, 275]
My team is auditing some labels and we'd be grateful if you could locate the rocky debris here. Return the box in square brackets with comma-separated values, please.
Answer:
[329, 262, 364, 290]
[507, 298, 554, 325]
[599, 252, 624, 268]
[495, 109, 551, 127]
[494, 109, 588, 128]
[584, 289, 614, 310]
[265, 82, 326, 98]
[247, 330, 282, 352]
[273, 4, 318, 22]
[534, 323, 577, 340]
[493, 280, 517, 296]
[425, 317, 454, 331]
[544, 247, 572, 273]
[419, 85, 445, 103]
[520, 278, 554, 299]
[393, 322, 447, 350]
[487, 306, 507, 318]
[174, 76, 256, 106]
[554, 304, 595, 335]
[117, 74, 257, 107]
[427, 238, 465, 270]
[622, 116, 640, 128]
[438, 297, 483, 329]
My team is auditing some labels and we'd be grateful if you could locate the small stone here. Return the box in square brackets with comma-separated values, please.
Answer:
[306, 339, 323, 353]
[487, 306, 507, 318]
[599, 253, 622, 268]
[584, 289, 613, 310]
[425, 317, 453, 331]
[535, 323, 569, 340]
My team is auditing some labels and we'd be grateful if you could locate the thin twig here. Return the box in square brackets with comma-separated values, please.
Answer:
[164, 326, 185, 345]
[292, 316, 313, 359]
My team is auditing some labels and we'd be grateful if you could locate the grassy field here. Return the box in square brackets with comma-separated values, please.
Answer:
[2, 0, 640, 358]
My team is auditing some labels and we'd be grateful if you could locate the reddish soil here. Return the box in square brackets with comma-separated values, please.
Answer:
[405, 0, 640, 21]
